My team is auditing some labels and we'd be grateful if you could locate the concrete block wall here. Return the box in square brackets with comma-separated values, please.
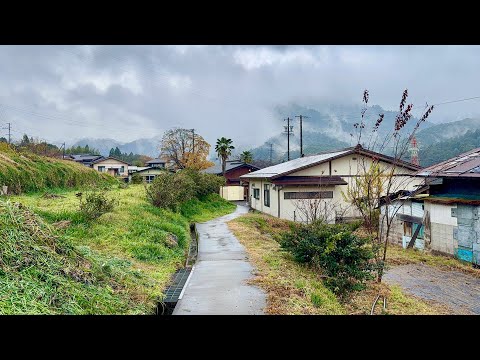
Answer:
[429, 222, 455, 256]
[380, 217, 404, 247]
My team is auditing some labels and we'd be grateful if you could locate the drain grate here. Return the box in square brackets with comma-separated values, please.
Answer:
[162, 268, 192, 303]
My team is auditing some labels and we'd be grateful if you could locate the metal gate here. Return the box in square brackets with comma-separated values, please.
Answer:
[453, 205, 479, 265]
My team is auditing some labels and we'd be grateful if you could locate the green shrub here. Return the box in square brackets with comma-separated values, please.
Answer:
[131, 173, 143, 184]
[182, 169, 225, 197]
[145, 171, 196, 211]
[118, 181, 129, 189]
[280, 221, 376, 301]
[78, 190, 117, 221]
[146, 169, 225, 211]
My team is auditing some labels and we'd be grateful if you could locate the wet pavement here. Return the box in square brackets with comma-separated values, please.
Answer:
[384, 263, 480, 314]
[173, 204, 266, 315]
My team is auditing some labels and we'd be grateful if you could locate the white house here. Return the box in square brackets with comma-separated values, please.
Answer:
[92, 157, 130, 178]
[240, 145, 422, 224]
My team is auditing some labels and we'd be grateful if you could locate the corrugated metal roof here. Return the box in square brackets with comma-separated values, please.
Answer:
[241, 149, 351, 179]
[146, 158, 166, 164]
[202, 161, 258, 174]
[69, 154, 103, 161]
[417, 147, 480, 178]
[91, 156, 131, 166]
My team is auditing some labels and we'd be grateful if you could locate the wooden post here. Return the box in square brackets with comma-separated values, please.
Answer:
[407, 224, 422, 249]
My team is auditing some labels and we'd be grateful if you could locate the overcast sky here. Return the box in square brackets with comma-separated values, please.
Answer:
[1, 45, 480, 149]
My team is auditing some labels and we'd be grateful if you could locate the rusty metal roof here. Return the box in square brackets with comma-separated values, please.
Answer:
[417, 147, 480, 178]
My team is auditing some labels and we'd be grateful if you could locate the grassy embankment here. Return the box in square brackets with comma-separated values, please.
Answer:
[228, 212, 457, 315]
[1, 185, 235, 314]
[0, 144, 236, 314]
[0, 143, 115, 194]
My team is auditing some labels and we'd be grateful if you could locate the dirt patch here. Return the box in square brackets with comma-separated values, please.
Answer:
[42, 192, 66, 199]
[52, 220, 72, 229]
[384, 263, 480, 314]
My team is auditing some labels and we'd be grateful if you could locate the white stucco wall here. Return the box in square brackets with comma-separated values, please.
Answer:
[247, 154, 420, 223]
[425, 201, 458, 227]
[93, 158, 129, 176]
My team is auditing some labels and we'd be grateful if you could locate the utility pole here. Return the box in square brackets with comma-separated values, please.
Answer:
[267, 143, 273, 165]
[2, 122, 12, 144]
[191, 128, 195, 154]
[61, 142, 66, 159]
[283, 117, 294, 161]
[295, 115, 309, 158]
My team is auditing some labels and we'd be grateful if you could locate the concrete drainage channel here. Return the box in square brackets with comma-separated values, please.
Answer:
[156, 223, 198, 315]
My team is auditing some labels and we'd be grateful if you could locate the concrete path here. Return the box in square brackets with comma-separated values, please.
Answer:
[384, 263, 480, 314]
[173, 203, 266, 315]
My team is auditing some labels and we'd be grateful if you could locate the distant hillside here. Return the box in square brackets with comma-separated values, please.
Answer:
[251, 130, 349, 164]
[0, 143, 115, 194]
[416, 117, 480, 147]
[251, 103, 432, 163]
[419, 129, 480, 167]
[72, 136, 161, 157]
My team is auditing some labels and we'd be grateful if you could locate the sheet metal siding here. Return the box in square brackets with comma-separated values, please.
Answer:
[428, 202, 458, 226]
[412, 202, 424, 218]
[453, 204, 480, 264]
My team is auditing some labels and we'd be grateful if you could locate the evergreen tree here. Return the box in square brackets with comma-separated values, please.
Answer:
[114, 147, 121, 157]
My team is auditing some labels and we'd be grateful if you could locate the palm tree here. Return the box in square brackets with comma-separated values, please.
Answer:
[215, 137, 235, 176]
[240, 150, 253, 164]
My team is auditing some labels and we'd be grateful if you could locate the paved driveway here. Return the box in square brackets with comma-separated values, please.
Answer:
[173, 204, 266, 315]
[384, 263, 480, 314]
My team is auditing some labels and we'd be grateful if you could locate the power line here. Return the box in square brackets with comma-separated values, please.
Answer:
[432, 95, 480, 106]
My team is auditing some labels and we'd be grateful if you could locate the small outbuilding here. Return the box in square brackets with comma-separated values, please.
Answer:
[381, 147, 480, 265]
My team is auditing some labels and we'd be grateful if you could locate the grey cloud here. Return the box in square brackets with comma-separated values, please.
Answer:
[0, 45, 479, 150]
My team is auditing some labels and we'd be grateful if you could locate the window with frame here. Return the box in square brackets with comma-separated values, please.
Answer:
[404, 221, 424, 239]
[120, 166, 125, 173]
[146, 175, 156, 184]
[253, 188, 260, 200]
[98, 166, 105, 172]
[403, 221, 412, 236]
[264, 184, 270, 207]
[284, 191, 333, 200]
